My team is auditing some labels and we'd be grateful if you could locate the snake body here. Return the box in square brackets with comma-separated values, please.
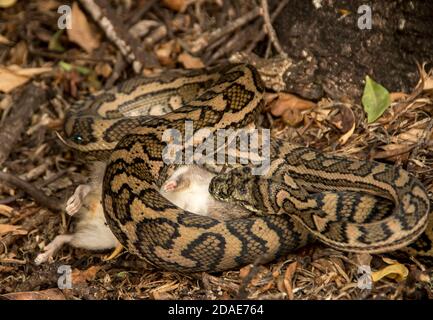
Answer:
[64, 64, 432, 272]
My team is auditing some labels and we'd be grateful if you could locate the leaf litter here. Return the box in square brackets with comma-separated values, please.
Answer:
[0, 0, 432, 300]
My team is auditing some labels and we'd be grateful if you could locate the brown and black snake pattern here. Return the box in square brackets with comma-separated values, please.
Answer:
[63, 64, 432, 272]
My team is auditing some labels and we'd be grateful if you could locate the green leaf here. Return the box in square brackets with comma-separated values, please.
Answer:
[58, 61, 73, 72]
[362, 75, 391, 123]
[58, 61, 91, 75]
[74, 65, 91, 75]
[49, 29, 65, 52]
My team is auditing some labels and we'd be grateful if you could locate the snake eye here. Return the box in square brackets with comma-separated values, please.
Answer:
[71, 134, 84, 144]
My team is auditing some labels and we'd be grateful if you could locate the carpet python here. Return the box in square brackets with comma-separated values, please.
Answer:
[63, 64, 432, 272]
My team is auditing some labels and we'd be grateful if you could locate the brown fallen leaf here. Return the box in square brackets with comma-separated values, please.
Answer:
[329, 104, 355, 133]
[393, 127, 427, 144]
[37, 0, 63, 12]
[283, 261, 298, 300]
[178, 52, 205, 69]
[328, 104, 356, 145]
[9, 40, 28, 65]
[67, 2, 100, 53]
[95, 62, 112, 78]
[71, 265, 101, 285]
[239, 264, 252, 279]
[0, 265, 15, 273]
[0, 223, 27, 236]
[162, 0, 192, 12]
[390, 92, 409, 102]
[0, 0, 16, 8]
[0, 65, 52, 93]
[282, 108, 303, 127]
[155, 40, 179, 66]
[0, 204, 14, 217]
[2, 288, 66, 300]
[0, 34, 11, 45]
[372, 143, 414, 160]
[269, 93, 316, 117]
[149, 280, 179, 300]
[418, 64, 433, 91]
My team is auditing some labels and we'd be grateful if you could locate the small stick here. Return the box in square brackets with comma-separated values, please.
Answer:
[78, 0, 157, 72]
[126, 0, 158, 27]
[246, 0, 289, 56]
[29, 47, 111, 63]
[189, 7, 261, 54]
[104, 51, 126, 89]
[0, 172, 63, 212]
[260, 0, 287, 57]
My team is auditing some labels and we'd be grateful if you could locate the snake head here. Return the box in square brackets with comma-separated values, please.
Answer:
[209, 167, 253, 203]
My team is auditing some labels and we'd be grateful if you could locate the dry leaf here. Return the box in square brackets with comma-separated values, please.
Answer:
[372, 143, 414, 160]
[37, 0, 62, 12]
[0, 204, 14, 217]
[418, 64, 433, 91]
[67, 2, 100, 53]
[130, 20, 160, 38]
[71, 266, 101, 285]
[282, 108, 303, 127]
[0, 65, 52, 93]
[2, 289, 66, 300]
[239, 264, 252, 279]
[178, 52, 205, 69]
[156, 41, 178, 66]
[328, 105, 356, 145]
[95, 62, 112, 78]
[149, 280, 179, 298]
[0, 224, 27, 236]
[330, 105, 355, 133]
[162, 0, 192, 12]
[372, 258, 409, 282]
[338, 122, 355, 145]
[283, 261, 298, 300]
[0, 34, 11, 45]
[9, 40, 28, 65]
[393, 128, 425, 144]
[390, 92, 409, 102]
[269, 93, 316, 117]
[0, 0, 16, 8]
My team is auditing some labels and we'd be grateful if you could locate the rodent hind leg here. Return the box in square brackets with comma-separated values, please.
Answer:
[34, 234, 74, 265]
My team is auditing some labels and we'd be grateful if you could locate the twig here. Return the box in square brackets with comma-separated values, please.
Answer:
[0, 84, 47, 167]
[0, 172, 63, 212]
[126, 0, 158, 27]
[188, 7, 261, 54]
[0, 168, 68, 205]
[78, 0, 158, 73]
[104, 51, 126, 89]
[259, 0, 288, 57]
[407, 118, 433, 171]
[29, 47, 111, 63]
[0, 208, 52, 255]
[246, 0, 288, 53]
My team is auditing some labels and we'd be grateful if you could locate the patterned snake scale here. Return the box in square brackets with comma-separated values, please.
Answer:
[63, 64, 432, 272]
